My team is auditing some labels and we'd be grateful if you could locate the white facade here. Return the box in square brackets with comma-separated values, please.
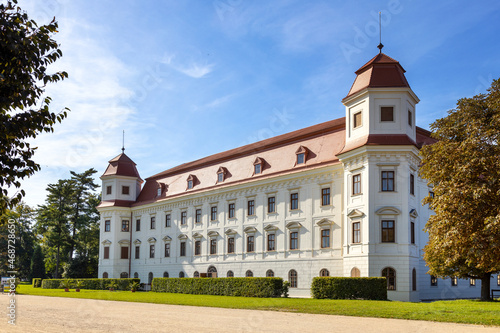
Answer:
[97, 53, 500, 301]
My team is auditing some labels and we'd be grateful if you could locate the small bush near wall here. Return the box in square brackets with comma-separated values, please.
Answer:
[32, 278, 42, 288]
[41, 278, 140, 290]
[311, 277, 387, 300]
[152, 277, 284, 298]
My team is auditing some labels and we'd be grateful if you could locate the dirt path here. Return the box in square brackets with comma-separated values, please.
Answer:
[0, 295, 498, 333]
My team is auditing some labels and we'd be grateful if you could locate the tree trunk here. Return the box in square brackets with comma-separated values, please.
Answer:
[480, 273, 491, 301]
[55, 244, 60, 279]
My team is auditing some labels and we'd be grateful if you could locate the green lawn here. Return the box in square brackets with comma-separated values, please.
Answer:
[18, 284, 500, 327]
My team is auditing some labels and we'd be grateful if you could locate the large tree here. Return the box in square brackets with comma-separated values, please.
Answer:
[419, 78, 500, 301]
[0, 0, 68, 215]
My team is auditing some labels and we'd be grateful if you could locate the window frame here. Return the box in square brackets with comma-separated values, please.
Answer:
[380, 106, 394, 122]
[381, 171, 395, 192]
[195, 209, 202, 223]
[267, 196, 276, 213]
[290, 231, 299, 250]
[246, 235, 255, 253]
[180, 241, 186, 257]
[381, 220, 395, 243]
[121, 220, 129, 232]
[411, 221, 415, 244]
[227, 237, 235, 254]
[228, 203, 235, 218]
[430, 275, 438, 286]
[165, 213, 171, 227]
[247, 200, 255, 216]
[382, 267, 396, 290]
[106, 186, 112, 195]
[254, 163, 261, 175]
[149, 244, 155, 259]
[408, 109, 413, 127]
[210, 206, 217, 221]
[136, 219, 141, 232]
[353, 111, 362, 128]
[120, 246, 129, 260]
[320, 228, 330, 248]
[150, 216, 156, 230]
[194, 240, 201, 256]
[410, 173, 415, 195]
[352, 174, 361, 195]
[451, 276, 458, 286]
[296, 153, 305, 165]
[290, 192, 299, 210]
[164, 243, 170, 257]
[103, 246, 110, 259]
[210, 239, 217, 255]
[135, 245, 140, 259]
[321, 188, 331, 206]
[267, 233, 276, 251]
[122, 185, 130, 195]
[320, 268, 330, 277]
[288, 269, 298, 288]
[352, 222, 361, 243]
[181, 211, 187, 225]
[104, 220, 111, 232]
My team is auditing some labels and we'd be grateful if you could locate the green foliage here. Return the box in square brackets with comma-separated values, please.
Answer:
[42, 278, 139, 291]
[0, 0, 69, 213]
[152, 277, 284, 298]
[32, 278, 42, 288]
[59, 279, 72, 289]
[282, 281, 290, 298]
[311, 277, 387, 300]
[129, 281, 140, 291]
[30, 245, 46, 279]
[419, 77, 500, 301]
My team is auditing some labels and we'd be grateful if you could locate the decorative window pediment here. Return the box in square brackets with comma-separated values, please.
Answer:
[178, 233, 188, 240]
[225, 228, 237, 235]
[316, 218, 334, 227]
[118, 239, 130, 245]
[101, 239, 112, 245]
[133, 239, 141, 245]
[163, 235, 172, 242]
[264, 224, 279, 232]
[244, 226, 258, 234]
[186, 174, 197, 190]
[409, 209, 418, 218]
[147, 237, 157, 243]
[192, 232, 203, 239]
[347, 209, 365, 219]
[207, 230, 219, 238]
[295, 146, 308, 165]
[286, 221, 302, 229]
[217, 167, 227, 183]
[375, 206, 401, 215]
[253, 157, 265, 175]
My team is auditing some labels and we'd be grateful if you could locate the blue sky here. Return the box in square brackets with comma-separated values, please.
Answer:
[17, 0, 500, 207]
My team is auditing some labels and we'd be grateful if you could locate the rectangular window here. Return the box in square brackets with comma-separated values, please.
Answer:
[353, 111, 362, 128]
[267, 234, 275, 251]
[103, 246, 109, 259]
[430, 275, 438, 286]
[247, 235, 255, 252]
[429, 191, 435, 199]
[149, 244, 155, 258]
[321, 188, 330, 206]
[150, 216, 156, 229]
[381, 106, 394, 121]
[267, 197, 275, 213]
[164, 243, 170, 257]
[104, 220, 110, 232]
[228, 203, 235, 218]
[381, 220, 395, 242]
[254, 164, 261, 174]
[352, 222, 360, 243]
[296, 153, 305, 164]
[122, 186, 130, 195]
[411, 222, 415, 244]
[227, 237, 235, 254]
[187, 180, 193, 189]
[381, 171, 395, 191]
[120, 246, 128, 259]
[106, 186, 112, 195]
[136, 219, 141, 232]
[408, 110, 413, 127]
[165, 214, 171, 227]
[135, 245, 140, 259]
[195, 209, 202, 223]
[451, 277, 458, 286]
[210, 206, 217, 221]
[290, 232, 298, 250]
[247, 200, 255, 216]
[410, 174, 415, 195]
[121, 220, 129, 232]
[181, 211, 187, 225]
[353, 174, 361, 195]
[195, 240, 201, 255]
[321, 229, 330, 248]
[210, 239, 217, 255]
[470, 278, 476, 286]
[290, 193, 298, 210]
[217, 172, 224, 183]
[180, 242, 186, 257]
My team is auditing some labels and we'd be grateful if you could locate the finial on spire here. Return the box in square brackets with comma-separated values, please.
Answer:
[121, 130, 125, 153]
[377, 11, 384, 53]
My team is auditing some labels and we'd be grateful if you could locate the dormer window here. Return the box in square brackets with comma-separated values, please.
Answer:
[217, 167, 226, 183]
[253, 157, 264, 175]
[106, 186, 112, 195]
[156, 183, 167, 197]
[122, 186, 130, 195]
[186, 175, 196, 190]
[187, 180, 193, 189]
[295, 146, 308, 165]
[353, 111, 362, 128]
[408, 110, 413, 127]
[381, 106, 394, 122]
[157, 187, 162, 197]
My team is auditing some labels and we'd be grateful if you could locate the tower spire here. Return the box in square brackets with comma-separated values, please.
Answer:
[122, 130, 125, 153]
[377, 11, 384, 53]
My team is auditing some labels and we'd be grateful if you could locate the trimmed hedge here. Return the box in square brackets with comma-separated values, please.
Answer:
[32, 278, 42, 288]
[311, 277, 387, 300]
[41, 278, 140, 291]
[152, 277, 284, 298]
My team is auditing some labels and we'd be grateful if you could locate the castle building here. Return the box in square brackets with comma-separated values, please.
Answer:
[97, 52, 500, 301]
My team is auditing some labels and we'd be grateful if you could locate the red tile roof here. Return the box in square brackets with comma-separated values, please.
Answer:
[343, 53, 410, 101]
[101, 152, 142, 180]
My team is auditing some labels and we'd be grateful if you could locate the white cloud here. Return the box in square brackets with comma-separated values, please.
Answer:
[161, 53, 215, 78]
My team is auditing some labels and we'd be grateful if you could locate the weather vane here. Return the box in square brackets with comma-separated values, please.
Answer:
[377, 11, 384, 53]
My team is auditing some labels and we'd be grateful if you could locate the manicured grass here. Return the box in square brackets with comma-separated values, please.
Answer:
[18, 284, 500, 326]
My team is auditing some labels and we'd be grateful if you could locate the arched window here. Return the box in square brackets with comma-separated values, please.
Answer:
[163, 271, 169, 278]
[412, 268, 417, 291]
[245, 270, 253, 277]
[288, 269, 298, 288]
[134, 272, 138, 279]
[194, 271, 200, 278]
[102, 272, 108, 279]
[179, 271, 185, 278]
[207, 265, 217, 278]
[319, 269, 329, 277]
[266, 269, 274, 277]
[350, 267, 360, 277]
[148, 272, 153, 285]
[120, 272, 128, 278]
[382, 267, 396, 290]
[227, 270, 234, 277]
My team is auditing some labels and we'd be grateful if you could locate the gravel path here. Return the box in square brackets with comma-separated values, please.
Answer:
[1, 295, 498, 333]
